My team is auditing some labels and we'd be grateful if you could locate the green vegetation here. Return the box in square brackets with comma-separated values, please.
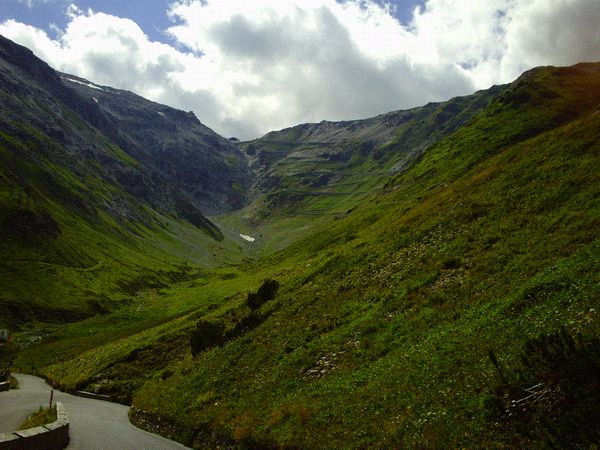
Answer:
[247, 279, 279, 310]
[0, 122, 247, 327]
[190, 320, 225, 356]
[485, 329, 600, 448]
[3, 61, 600, 448]
[18, 405, 57, 430]
[220, 82, 507, 257]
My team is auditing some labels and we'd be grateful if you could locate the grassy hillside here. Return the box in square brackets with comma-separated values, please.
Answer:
[0, 36, 251, 326]
[0, 126, 243, 326]
[14, 63, 600, 448]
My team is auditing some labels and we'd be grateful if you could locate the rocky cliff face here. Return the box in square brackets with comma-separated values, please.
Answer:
[239, 84, 508, 218]
[61, 73, 253, 215]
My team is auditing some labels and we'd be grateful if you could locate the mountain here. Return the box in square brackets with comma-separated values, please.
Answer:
[0, 35, 252, 324]
[1, 34, 599, 448]
[9, 58, 599, 449]
[217, 84, 508, 255]
[244, 82, 506, 211]
[60, 73, 252, 215]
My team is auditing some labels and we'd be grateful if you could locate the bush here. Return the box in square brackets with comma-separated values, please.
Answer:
[486, 329, 600, 447]
[247, 279, 280, 310]
[9, 375, 18, 389]
[190, 320, 225, 356]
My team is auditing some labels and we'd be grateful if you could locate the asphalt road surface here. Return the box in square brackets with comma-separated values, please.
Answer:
[0, 374, 189, 449]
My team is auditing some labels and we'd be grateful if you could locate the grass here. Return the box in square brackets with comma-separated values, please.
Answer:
[0, 99, 249, 328]
[18, 405, 57, 430]
[0, 156, 246, 328]
[7, 63, 600, 448]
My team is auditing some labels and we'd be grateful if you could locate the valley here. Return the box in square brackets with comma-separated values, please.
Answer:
[1, 34, 599, 449]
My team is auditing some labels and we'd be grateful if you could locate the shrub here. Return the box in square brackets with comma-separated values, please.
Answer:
[442, 256, 461, 270]
[247, 279, 280, 310]
[486, 329, 600, 447]
[190, 320, 225, 356]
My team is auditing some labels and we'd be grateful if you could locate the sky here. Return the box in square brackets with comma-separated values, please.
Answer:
[1, 1, 600, 140]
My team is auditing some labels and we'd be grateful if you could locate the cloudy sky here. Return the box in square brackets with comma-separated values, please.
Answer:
[1, 0, 599, 140]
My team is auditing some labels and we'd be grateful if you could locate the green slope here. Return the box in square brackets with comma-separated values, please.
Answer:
[0, 123, 242, 325]
[0, 36, 250, 326]
[17, 63, 600, 448]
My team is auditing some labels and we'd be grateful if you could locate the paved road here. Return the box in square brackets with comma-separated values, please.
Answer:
[0, 374, 189, 449]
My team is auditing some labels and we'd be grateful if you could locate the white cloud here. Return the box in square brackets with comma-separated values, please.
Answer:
[408, 0, 600, 87]
[1, 0, 600, 139]
[164, 0, 473, 136]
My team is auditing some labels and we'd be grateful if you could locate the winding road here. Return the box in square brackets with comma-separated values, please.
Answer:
[0, 374, 189, 449]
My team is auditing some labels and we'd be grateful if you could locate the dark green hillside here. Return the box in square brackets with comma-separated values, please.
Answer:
[20, 63, 600, 448]
[0, 35, 250, 325]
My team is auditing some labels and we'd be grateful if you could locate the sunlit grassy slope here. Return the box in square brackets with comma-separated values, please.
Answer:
[16, 63, 600, 448]
[0, 123, 247, 326]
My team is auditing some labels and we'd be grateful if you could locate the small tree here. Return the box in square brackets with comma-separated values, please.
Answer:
[190, 320, 225, 356]
[486, 329, 600, 447]
[247, 279, 279, 310]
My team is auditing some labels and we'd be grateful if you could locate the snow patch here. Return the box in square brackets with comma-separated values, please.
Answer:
[92, 97, 99, 103]
[240, 234, 255, 242]
[158, 111, 166, 118]
[63, 77, 105, 91]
